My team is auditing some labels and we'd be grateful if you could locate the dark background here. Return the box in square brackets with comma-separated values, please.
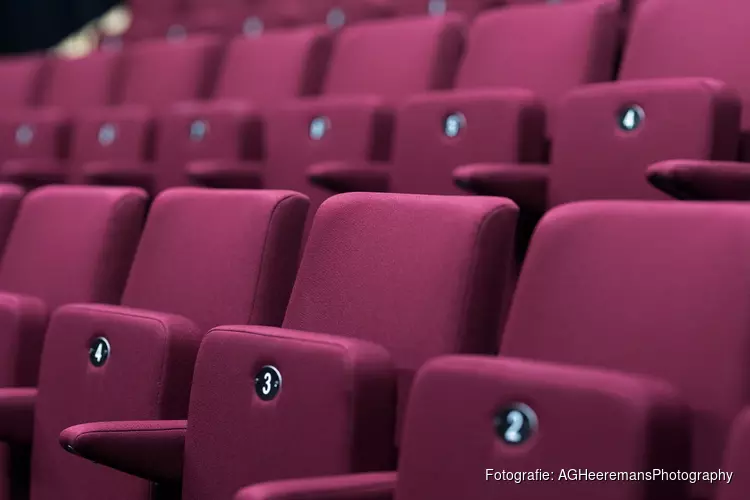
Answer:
[0, 0, 120, 54]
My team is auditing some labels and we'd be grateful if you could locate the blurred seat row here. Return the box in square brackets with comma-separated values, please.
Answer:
[118, 0, 639, 42]
[2, 0, 750, 231]
[0, 181, 748, 500]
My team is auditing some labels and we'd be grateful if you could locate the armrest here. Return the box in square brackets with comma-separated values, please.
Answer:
[0, 107, 71, 160]
[73, 105, 155, 163]
[407, 88, 547, 160]
[60, 420, 187, 483]
[394, 355, 690, 500]
[647, 160, 750, 200]
[453, 163, 549, 214]
[164, 99, 264, 162]
[307, 161, 390, 193]
[272, 96, 394, 163]
[0, 292, 48, 387]
[182, 325, 397, 496]
[549, 78, 741, 206]
[0, 388, 37, 445]
[186, 160, 264, 189]
[1, 158, 67, 186]
[234, 472, 397, 500]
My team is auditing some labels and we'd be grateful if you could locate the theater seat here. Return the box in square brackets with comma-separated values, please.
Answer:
[0, 188, 308, 500]
[233, 354, 686, 500]
[17, 36, 222, 190]
[248, 16, 464, 232]
[0, 186, 145, 499]
[236, 199, 750, 500]
[455, 0, 745, 217]
[100, 28, 332, 193]
[310, 0, 619, 197]
[58, 192, 519, 500]
[0, 52, 121, 188]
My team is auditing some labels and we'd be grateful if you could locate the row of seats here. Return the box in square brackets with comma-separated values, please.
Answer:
[0, 1, 618, 223]
[3, 0, 750, 230]
[120, 0, 638, 41]
[0, 184, 749, 500]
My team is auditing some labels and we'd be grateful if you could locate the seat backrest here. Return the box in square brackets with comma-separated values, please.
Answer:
[620, 0, 750, 128]
[213, 28, 332, 103]
[322, 15, 464, 101]
[283, 193, 518, 435]
[121, 188, 309, 332]
[125, 0, 186, 40]
[118, 36, 221, 108]
[0, 56, 46, 110]
[500, 200, 750, 500]
[0, 186, 146, 310]
[457, 0, 618, 106]
[41, 52, 121, 110]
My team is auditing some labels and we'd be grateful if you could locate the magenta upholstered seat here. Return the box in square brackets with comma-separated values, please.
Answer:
[56, 36, 222, 189]
[0, 186, 146, 386]
[236, 200, 750, 500]
[0, 185, 145, 500]
[113, 0, 186, 43]
[98, 28, 332, 194]
[0, 188, 308, 500]
[455, 0, 746, 213]
[0, 55, 45, 111]
[0, 52, 122, 188]
[310, 0, 619, 197]
[58, 192, 519, 500]
[259, 16, 464, 230]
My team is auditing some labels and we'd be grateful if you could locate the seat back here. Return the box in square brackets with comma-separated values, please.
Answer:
[41, 52, 121, 110]
[283, 193, 518, 435]
[0, 186, 146, 310]
[0, 56, 46, 110]
[214, 28, 332, 103]
[457, 1, 617, 109]
[121, 188, 309, 331]
[118, 36, 221, 108]
[500, 201, 750, 500]
[322, 15, 463, 101]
